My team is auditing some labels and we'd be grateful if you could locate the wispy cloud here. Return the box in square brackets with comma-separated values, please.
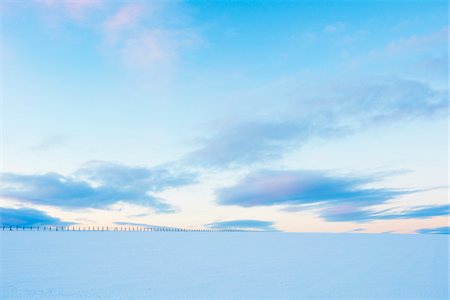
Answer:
[384, 26, 447, 56]
[99, 1, 199, 73]
[1, 161, 196, 212]
[30, 135, 67, 152]
[117, 28, 199, 72]
[416, 226, 450, 235]
[205, 220, 277, 231]
[186, 76, 447, 168]
[113, 221, 178, 230]
[102, 3, 145, 35]
[323, 22, 345, 33]
[186, 120, 323, 168]
[349, 228, 365, 232]
[0, 207, 70, 226]
[216, 169, 410, 208]
[321, 204, 449, 223]
[184, 27, 447, 169]
[346, 27, 448, 79]
[37, 0, 104, 21]
[32, 0, 201, 76]
[214, 169, 447, 223]
[76, 160, 196, 193]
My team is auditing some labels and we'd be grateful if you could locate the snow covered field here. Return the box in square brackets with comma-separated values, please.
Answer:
[0, 232, 448, 299]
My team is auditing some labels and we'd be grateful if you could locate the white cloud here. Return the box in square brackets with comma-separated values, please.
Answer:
[33, 0, 201, 77]
[323, 22, 345, 33]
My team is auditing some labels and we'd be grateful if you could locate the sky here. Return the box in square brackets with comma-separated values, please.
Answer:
[0, 0, 448, 233]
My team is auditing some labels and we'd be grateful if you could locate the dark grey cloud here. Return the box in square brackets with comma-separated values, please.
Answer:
[1, 161, 197, 212]
[416, 226, 449, 234]
[0, 207, 70, 226]
[186, 77, 447, 168]
[321, 204, 449, 223]
[216, 169, 409, 208]
[205, 220, 277, 231]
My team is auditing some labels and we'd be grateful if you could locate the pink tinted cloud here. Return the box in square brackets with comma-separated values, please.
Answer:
[36, 0, 201, 77]
[104, 3, 145, 33]
[254, 174, 305, 199]
[121, 30, 175, 67]
[118, 29, 199, 70]
[322, 205, 359, 216]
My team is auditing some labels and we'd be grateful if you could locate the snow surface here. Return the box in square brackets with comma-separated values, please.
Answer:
[0, 232, 448, 299]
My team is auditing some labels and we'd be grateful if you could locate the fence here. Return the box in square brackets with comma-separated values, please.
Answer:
[1, 225, 248, 232]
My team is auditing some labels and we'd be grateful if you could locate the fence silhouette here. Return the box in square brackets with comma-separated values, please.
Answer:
[1, 225, 249, 232]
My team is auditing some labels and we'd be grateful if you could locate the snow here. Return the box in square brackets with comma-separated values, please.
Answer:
[0, 232, 448, 299]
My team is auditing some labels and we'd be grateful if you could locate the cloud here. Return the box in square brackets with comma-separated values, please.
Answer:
[416, 226, 450, 235]
[101, 2, 200, 74]
[0, 207, 70, 226]
[349, 228, 365, 232]
[100, 1, 201, 72]
[325, 77, 447, 126]
[114, 221, 151, 227]
[323, 22, 345, 33]
[214, 169, 448, 223]
[205, 220, 277, 231]
[32, 0, 201, 75]
[103, 3, 145, 34]
[1, 161, 196, 212]
[117, 29, 199, 72]
[216, 169, 410, 208]
[186, 120, 326, 168]
[346, 27, 448, 80]
[186, 76, 447, 168]
[1, 172, 170, 211]
[113, 221, 181, 230]
[321, 204, 450, 223]
[179, 28, 448, 169]
[76, 160, 196, 193]
[37, 0, 104, 20]
[30, 135, 67, 151]
[384, 27, 448, 56]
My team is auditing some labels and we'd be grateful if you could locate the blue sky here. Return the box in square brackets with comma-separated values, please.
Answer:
[1, 0, 448, 233]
